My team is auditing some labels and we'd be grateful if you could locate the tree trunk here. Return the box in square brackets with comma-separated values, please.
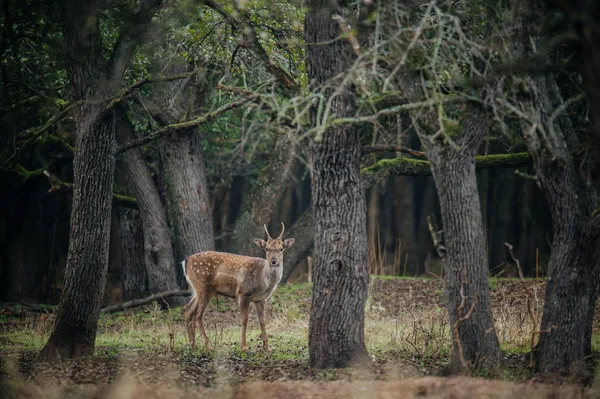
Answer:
[523, 75, 600, 374]
[118, 207, 148, 300]
[424, 108, 502, 370]
[281, 206, 315, 283]
[38, 0, 162, 360]
[305, 0, 370, 369]
[229, 134, 298, 257]
[508, 0, 600, 373]
[584, 258, 600, 356]
[116, 108, 183, 306]
[161, 128, 215, 263]
[39, 109, 116, 360]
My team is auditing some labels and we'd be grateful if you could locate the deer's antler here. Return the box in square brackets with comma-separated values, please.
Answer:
[277, 222, 285, 240]
[264, 224, 273, 240]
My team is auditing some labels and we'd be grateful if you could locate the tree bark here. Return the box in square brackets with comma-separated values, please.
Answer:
[118, 207, 148, 300]
[39, 0, 163, 360]
[229, 134, 298, 257]
[305, 0, 370, 369]
[39, 109, 116, 360]
[525, 74, 600, 376]
[116, 108, 183, 305]
[424, 108, 502, 370]
[161, 128, 215, 262]
[281, 206, 315, 283]
[510, 0, 600, 374]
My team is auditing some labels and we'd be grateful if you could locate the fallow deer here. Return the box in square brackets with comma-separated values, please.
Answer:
[182, 223, 295, 352]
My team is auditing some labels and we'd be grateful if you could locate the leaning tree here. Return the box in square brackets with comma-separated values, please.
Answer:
[40, 0, 164, 360]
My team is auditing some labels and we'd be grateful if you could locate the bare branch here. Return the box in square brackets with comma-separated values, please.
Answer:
[427, 214, 446, 258]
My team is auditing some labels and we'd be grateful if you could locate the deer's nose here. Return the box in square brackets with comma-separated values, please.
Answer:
[270, 259, 278, 265]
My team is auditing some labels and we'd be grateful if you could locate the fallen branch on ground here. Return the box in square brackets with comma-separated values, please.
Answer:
[100, 290, 191, 313]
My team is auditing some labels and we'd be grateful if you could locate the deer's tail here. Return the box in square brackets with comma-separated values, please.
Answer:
[181, 258, 198, 318]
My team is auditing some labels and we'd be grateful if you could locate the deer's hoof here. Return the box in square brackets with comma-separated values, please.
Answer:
[264, 346, 272, 353]
[241, 346, 249, 351]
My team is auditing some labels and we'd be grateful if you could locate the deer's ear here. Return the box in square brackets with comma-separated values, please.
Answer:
[282, 238, 295, 250]
[254, 238, 267, 250]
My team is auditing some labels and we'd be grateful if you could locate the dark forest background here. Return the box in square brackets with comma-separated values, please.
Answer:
[1, 153, 549, 304]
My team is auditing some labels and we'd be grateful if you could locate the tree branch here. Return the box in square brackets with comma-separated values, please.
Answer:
[204, 0, 298, 92]
[107, 68, 205, 111]
[100, 290, 191, 313]
[109, 0, 165, 82]
[362, 144, 426, 157]
[117, 94, 259, 154]
[361, 152, 532, 184]
[42, 170, 138, 208]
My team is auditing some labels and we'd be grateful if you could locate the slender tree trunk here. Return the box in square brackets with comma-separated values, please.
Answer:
[392, 175, 419, 274]
[229, 134, 298, 256]
[118, 207, 148, 300]
[305, 0, 370, 369]
[116, 108, 183, 305]
[161, 128, 215, 262]
[424, 108, 502, 371]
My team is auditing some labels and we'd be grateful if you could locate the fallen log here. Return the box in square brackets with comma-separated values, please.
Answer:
[100, 290, 191, 313]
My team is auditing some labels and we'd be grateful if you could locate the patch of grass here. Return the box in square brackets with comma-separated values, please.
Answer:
[2, 278, 600, 393]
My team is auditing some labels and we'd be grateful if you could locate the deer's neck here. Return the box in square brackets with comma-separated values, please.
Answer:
[261, 260, 283, 289]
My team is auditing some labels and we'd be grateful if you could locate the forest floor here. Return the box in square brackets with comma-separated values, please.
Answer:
[1, 276, 600, 398]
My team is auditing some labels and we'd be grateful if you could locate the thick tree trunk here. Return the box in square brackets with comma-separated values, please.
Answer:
[229, 134, 298, 257]
[161, 128, 215, 262]
[524, 75, 600, 374]
[424, 108, 502, 370]
[531, 154, 590, 374]
[118, 207, 148, 300]
[116, 109, 183, 305]
[37, 0, 162, 360]
[509, 0, 600, 373]
[305, 0, 370, 369]
[39, 109, 116, 360]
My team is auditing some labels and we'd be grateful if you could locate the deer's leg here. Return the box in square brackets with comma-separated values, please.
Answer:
[238, 295, 250, 351]
[184, 296, 198, 349]
[255, 301, 271, 352]
[196, 291, 213, 350]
